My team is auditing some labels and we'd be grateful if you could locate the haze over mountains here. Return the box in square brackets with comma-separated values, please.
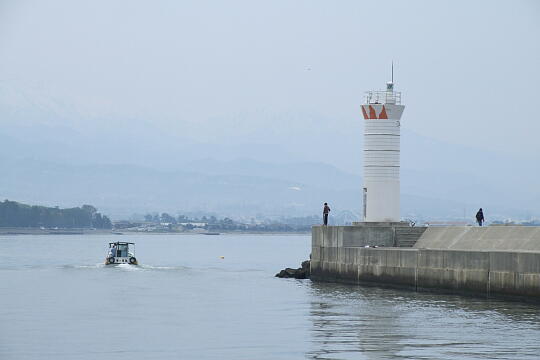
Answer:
[1, 1, 538, 222]
[1, 84, 538, 221]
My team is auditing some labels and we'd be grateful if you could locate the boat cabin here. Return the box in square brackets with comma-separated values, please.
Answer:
[106, 241, 138, 265]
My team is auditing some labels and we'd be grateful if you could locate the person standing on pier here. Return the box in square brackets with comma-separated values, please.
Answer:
[476, 208, 484, 226]
[323, 203, 331, 226]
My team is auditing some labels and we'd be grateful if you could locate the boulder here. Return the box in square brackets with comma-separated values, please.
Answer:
[275, 260, 310, 279]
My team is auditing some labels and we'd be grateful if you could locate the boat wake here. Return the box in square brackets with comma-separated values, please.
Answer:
[137, 264, 191, 272]
[60, 264, 106, 270]
[59, 263, 191, 272]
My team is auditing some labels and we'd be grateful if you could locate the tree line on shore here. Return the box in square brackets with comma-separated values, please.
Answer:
[0, 200, 112, 229]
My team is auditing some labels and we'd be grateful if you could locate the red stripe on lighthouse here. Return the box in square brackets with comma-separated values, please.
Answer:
[378, 106, 388, 119]
[361, 106, 369, 119]
[368, 105, 377, 119]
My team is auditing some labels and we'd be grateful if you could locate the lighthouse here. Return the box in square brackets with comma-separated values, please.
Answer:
[361, 79, 404, 222]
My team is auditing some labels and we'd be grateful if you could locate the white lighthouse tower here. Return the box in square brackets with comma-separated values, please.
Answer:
[361, 76, 405, 222]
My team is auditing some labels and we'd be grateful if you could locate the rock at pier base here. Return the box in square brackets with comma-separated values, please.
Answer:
[276, 260, 310, 279]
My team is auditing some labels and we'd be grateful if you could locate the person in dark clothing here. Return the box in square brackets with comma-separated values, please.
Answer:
[476, 208, 484, 226]
[323, 203, 331, 226]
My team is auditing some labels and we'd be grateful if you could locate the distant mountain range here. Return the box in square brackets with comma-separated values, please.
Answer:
[0, 155, 536, 221]
[1, 83, 538, 221]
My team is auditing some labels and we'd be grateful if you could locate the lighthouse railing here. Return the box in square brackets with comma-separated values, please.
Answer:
[365, 91, 401, 105]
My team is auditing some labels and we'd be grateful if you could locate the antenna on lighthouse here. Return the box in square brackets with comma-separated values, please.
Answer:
[387, 61, 394, 91]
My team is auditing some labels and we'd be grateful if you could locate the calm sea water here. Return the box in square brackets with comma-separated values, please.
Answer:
[1, 234, 539, 360]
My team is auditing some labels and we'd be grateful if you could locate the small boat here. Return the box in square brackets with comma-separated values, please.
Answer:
[105, 241, 138, 265]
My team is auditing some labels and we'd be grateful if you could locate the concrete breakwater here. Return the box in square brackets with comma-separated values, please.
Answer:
[311, 225, 540, 300]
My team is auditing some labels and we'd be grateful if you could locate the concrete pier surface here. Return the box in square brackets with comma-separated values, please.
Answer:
[311, 225, 540, 300]
[414, 226, 540, 251]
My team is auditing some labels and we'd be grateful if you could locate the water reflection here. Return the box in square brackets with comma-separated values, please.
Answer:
[307, 282, 540, 360]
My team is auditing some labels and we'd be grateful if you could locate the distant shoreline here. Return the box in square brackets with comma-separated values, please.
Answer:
[116, 230, 311, 236]
[0, 227, 113, 235]
[0, 227, 310, 236]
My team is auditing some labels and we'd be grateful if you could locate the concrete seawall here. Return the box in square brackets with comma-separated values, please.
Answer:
[311, 222, 427, 248]
[414, 226, 540, 251]
[311, 225, 540, 300]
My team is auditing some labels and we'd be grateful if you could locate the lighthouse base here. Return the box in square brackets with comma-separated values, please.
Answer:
[363, 180, 400, 222]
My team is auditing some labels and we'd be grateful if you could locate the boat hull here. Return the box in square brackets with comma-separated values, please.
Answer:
[105, 256, 138, 265]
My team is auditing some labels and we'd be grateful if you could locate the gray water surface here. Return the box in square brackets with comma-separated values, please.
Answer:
[1, 234, 539, 360]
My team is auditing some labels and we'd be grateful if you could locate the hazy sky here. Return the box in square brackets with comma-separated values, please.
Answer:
[1, 0, 539, 161]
